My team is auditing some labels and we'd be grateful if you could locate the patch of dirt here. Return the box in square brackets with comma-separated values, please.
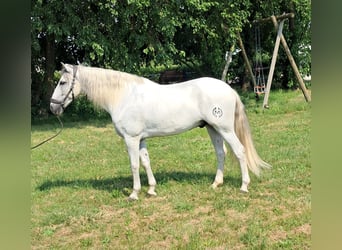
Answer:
[269, 228, 287, 241]
[292, 223, 311, 235]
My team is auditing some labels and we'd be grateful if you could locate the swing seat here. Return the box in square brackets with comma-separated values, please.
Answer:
[254, 85, 266, 94]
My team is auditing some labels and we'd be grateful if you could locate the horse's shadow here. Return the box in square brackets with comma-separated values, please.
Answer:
[37, 171, 241, 194]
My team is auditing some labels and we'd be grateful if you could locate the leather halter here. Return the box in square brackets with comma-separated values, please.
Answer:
[50, 65, 78, 107]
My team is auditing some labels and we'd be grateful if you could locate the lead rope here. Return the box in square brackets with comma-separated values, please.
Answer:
[31, 116, 64, 150]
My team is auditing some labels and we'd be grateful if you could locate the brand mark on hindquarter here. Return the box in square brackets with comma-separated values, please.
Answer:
[212, 107, 223, 118]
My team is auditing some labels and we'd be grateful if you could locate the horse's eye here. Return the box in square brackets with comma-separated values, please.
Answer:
[60, 81, 67, 85]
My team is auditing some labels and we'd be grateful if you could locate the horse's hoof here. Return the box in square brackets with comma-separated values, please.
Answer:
[211, 181, 223, 189]
[128, 193, 139, 201]
[147, 190, 157, 196]
[240, 182, 249, 193]
[147, 186, 157, 196]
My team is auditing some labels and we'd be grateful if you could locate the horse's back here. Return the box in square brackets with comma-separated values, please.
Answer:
[179, 77, 235, 97]
[158, 77, 234, 97]
[182, 77, 237, 105]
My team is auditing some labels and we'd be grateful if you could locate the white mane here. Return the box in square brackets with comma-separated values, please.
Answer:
[78, 65, 146, 109]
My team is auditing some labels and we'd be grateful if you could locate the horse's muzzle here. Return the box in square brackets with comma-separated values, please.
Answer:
[50, 103, 64, 116]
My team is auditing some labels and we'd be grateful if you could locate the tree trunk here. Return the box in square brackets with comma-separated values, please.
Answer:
[221, 49, 233, 82]
[43, 33, 56, 105]
[241, 67, 250, 92]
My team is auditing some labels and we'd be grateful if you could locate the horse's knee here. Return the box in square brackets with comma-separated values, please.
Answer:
[131, 164, 140, 172]
[140, 149, 151, 167]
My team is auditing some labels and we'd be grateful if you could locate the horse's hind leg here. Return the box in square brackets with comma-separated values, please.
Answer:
[219, 130, 250, 192]
[140, 140, 157, 196]
[206, 126, 227, 188]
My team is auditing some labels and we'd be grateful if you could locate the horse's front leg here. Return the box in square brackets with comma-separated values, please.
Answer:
[125, 136, 141, 200]
[139, 140, 157, 196]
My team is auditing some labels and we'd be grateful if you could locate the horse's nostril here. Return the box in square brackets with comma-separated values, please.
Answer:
[50, 103, 63, 115]
[50, 103, 56, 113]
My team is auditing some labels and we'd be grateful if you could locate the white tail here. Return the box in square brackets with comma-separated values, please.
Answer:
[233, 92, 271, 176]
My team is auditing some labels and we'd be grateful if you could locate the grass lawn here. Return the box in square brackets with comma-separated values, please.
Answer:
[31, 90, 311, 249]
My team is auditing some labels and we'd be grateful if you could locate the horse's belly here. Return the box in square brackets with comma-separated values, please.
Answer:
[142, 106, 202, 137]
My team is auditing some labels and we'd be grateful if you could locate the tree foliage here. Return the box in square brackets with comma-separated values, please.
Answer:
[31, 0, 311, 117]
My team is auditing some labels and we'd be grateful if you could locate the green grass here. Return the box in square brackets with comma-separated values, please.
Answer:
[31, 90, 311, 249]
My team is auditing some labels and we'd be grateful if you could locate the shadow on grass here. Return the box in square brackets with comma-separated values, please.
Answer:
[37, 171, 241, 195]
[31, 117, 112, 132]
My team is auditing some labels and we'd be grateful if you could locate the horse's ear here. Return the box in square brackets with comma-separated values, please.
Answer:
[61, 62, 72, 73]
[60, 62, 68, 72]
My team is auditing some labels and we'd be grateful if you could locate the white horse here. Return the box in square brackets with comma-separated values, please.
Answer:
[50, 63, 271, 200]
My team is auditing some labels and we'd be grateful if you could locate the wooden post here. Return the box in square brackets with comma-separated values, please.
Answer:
[221, 45, 234, 81]
[237, 32, 257, 88]
[253, 13, 295, 24]
[263, 17, 284, 108]
[270, 18, 311, 102]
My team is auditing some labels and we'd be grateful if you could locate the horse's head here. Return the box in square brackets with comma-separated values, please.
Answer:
[50, 63, 81, 116]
